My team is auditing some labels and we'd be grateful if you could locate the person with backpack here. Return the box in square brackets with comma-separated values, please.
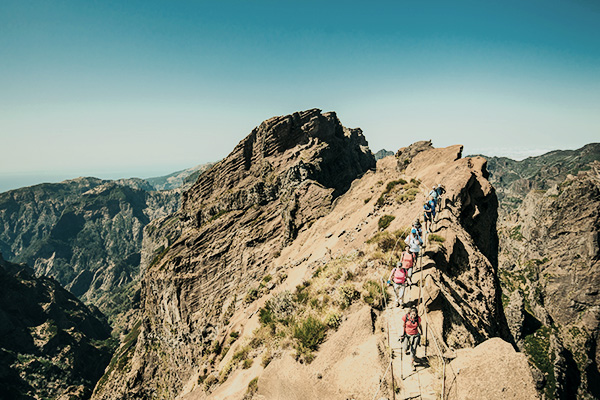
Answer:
[405, 228, 423, 254]
[401, 306, 422, 371]
[428, 186, 439, 209]
[423, 199, 435, 233]
[387, 261, 411, 307]
[412, 219, 423, 238]
[400, 247, 416, 279]
[435, 184, 445, 212]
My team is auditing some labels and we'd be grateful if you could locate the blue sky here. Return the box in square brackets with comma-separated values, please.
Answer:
[1, 0, 599, 192]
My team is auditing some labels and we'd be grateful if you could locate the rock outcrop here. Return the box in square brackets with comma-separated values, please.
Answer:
[91, 107, 520, 400]
[498, 162, 600, 399]
[91, 109, 376, 399]
[448, 338, 539, 399]
[0, 253, 113, 400]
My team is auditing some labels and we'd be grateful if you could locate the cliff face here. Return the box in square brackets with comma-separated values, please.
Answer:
[92, 109, 375, 399]
[0, 253, 113, 400]
[92, 110, 521, 400]
[0, 178, 180, 325]
[499, 162, 600, 399]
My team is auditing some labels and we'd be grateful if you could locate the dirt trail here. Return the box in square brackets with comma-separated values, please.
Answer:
[382, 221, 442, 400]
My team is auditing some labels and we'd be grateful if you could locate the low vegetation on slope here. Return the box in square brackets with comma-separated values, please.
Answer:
[200, 250, 391, 394]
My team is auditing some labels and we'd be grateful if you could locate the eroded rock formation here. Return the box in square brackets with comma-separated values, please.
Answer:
[499, 162, 600, 399]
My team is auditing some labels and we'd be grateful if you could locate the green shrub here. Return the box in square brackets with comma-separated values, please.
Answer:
[230, 331, 240, 340]
[242, 359, 253, 369]
[364, 197, 372, 204]
[326, 313, 342, 330]
[245, 287, 259, 303]
[386, 180, 404, 191]
[232, 346, 250, 363]
[362, 280, 389, 310]
[428, 234, 445, 243]
[338, 284, 360, 309]
[293, 316, 327, 352]
[259, 307, 273, 325]
[247, 377, 259, 396]
[203, 374, 218, 390]
[378, 215, 396, 230]
[509, 225, 524, 241]
[261, 350, 274, 367]
[367, 232, 398, 252]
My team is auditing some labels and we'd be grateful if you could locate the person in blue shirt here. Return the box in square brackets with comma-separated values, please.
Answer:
[423, 198, 435, 232]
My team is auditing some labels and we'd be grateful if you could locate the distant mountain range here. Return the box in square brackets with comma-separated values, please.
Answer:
[476, 143, 600, 210]
[0, 163, 212, 332]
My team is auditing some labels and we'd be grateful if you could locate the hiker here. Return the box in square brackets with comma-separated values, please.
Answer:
[428, 186, 439, 209]
[387, 262, 411, 307]
[423, 199, 435, 232]
[400, 247, 416, 279]
[404, 228, 423, 255]
[412, 219, 423, 238]
[401, 306, 422, 371]
[435, 184, 445, 212]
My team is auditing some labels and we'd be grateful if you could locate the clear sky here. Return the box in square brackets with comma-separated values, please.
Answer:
[1, 0, 599, 192]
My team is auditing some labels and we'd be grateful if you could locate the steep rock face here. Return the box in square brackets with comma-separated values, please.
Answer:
[0, 178, 180, 323]
[91, 109, 376, 399]
[402, 146, 506, 346]
[0, 253, 112, 400]
[499, 162, 600, 399]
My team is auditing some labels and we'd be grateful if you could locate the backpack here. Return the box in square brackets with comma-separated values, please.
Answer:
[393, 267, 408, 284]
[402, 252, 414, 269]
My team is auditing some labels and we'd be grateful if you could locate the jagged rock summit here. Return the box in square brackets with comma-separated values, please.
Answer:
[92, 109, 376, 399]
[92, 110, 536, 400]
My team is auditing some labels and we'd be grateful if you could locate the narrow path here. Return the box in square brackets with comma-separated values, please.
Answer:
[382, 223, 442, 400]
[384, 269, 439, 399]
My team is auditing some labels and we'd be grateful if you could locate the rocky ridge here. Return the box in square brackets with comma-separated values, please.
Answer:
[92, 108, 376, 399]
[91, 110, 534, 400]
[0, 253, 113, 400]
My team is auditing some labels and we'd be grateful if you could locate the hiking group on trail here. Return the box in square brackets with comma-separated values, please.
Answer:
[384, 183, 444, 374]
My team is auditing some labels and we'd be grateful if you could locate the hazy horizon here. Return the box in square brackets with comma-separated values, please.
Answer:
[0, 140, 594, 193]
[2, 1, 598, 193]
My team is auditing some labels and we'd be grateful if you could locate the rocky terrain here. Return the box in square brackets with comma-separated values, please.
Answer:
[91, 110, 535, 400]
[0, 176, 182, 329]
[498, 162, 600, 399]
[0, 253, 113, 400]
[482, 143, 600, 211]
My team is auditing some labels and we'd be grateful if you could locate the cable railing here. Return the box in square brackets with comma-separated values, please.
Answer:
[370, 181, 450, 400]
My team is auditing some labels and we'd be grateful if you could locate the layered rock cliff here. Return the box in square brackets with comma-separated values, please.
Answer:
[499, 162, 600, 399]
[0, 253, 113, 400]
[92, 109, 376, 399]
[92, 110, 529, 400]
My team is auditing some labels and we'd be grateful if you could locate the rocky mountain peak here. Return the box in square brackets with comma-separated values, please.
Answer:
[181, 109, 374, 229]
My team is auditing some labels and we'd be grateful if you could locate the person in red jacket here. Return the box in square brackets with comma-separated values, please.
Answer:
[401, 306, 422, 371]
